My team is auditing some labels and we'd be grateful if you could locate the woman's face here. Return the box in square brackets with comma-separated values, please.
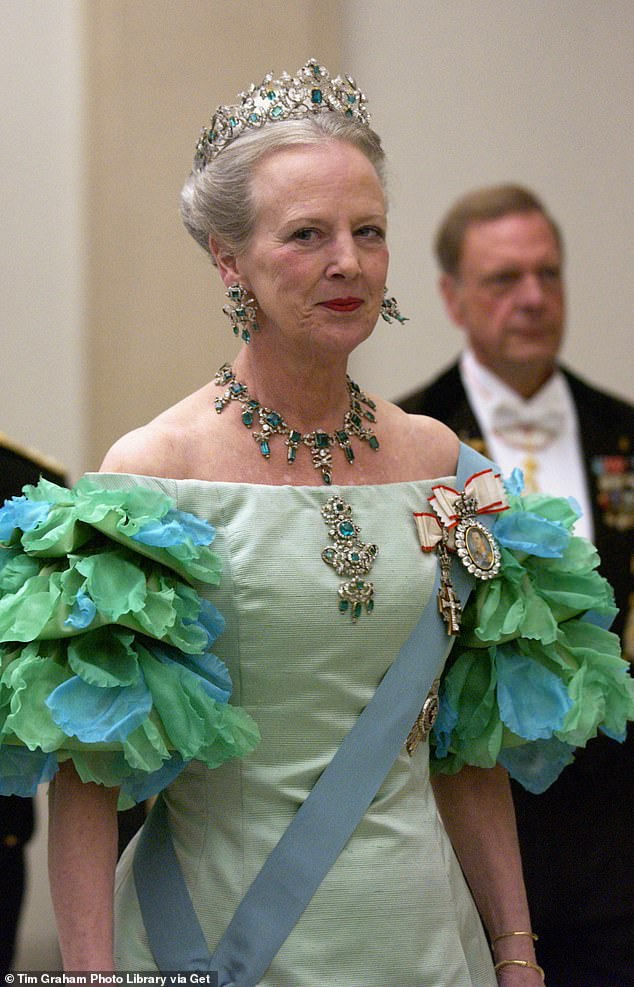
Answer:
[222, 141, 389, 358]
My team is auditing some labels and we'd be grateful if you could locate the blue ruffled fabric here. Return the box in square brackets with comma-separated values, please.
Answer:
[0, 479, 259, 807]
[431, 477, 634, 792]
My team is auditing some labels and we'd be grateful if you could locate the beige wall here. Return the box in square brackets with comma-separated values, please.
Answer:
[85, 0, 341, 469]
[345, 0, 634, 403]
[1, 0, 86, 481]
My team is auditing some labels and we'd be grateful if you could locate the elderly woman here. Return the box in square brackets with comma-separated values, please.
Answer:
[0, 61, 631, 987]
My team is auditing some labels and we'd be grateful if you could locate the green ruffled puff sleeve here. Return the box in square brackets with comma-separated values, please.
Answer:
[0, 477, 259, 807]
[430, 472, 634, 792]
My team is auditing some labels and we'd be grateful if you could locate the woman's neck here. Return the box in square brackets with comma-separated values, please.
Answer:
[231, 347, 353, 433]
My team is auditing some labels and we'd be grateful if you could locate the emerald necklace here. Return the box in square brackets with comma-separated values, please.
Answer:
[212, 363, 380, 485]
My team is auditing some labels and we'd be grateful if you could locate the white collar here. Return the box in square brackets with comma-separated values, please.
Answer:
[459, 349, 577, 449]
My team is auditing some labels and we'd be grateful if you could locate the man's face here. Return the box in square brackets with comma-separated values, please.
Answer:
[441, 211, 565, 387]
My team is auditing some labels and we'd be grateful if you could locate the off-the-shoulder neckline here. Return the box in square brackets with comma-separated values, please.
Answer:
[88, 472, 457, 492]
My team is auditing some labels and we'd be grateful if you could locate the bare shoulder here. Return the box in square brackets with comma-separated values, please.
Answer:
[403, 411, 460, 478]
[99, 420, 182, 476]
[374, 397, 460, 480]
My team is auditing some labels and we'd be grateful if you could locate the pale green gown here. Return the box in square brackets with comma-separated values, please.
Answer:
[104, 474, 496, 986]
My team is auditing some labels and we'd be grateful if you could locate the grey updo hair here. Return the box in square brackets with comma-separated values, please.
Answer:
[180, 113, 388, 261]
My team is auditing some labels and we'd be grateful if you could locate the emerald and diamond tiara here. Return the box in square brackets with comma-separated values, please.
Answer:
[194, 58, 370, 169]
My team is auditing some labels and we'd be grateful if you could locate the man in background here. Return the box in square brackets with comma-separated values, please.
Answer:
[0, 432, 66, 974]
[399, 184, 633, 987]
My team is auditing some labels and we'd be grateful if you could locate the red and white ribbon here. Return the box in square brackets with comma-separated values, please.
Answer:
[414, 468, 508, 551]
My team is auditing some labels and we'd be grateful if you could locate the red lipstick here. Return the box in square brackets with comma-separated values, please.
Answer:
[321, 298, 363, 312]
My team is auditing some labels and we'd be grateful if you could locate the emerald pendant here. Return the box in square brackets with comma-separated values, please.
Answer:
[321, 496, 379, 622]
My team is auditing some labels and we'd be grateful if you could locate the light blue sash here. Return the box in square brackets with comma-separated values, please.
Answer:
[133, 444, 496, 984]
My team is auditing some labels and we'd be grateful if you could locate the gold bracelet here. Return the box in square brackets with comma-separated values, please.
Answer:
[492, 931, 539, 946]
[494, 959, 545, 981]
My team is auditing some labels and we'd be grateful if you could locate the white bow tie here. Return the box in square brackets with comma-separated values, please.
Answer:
[490, 400, 565, 450]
